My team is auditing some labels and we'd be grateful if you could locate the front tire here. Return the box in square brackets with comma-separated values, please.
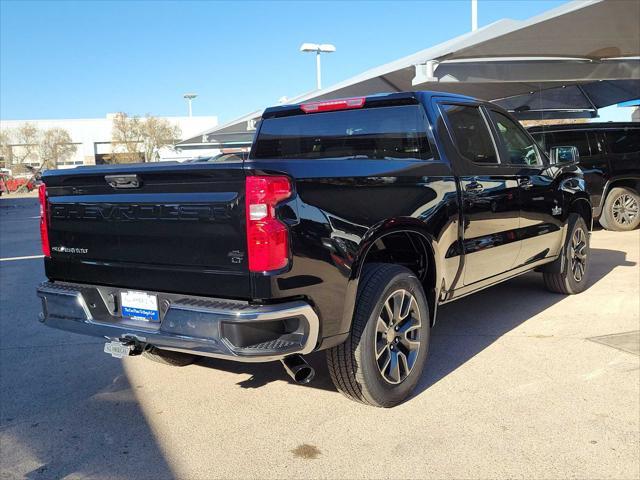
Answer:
[327, 263, 431, 407]
[599, 187, 640, 231]
[543, 213, 590, 294]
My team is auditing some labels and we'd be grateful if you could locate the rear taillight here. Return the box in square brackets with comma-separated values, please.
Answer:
[245, 175, 292, 272]
[300, 96, 365, 113]
[38, 184, 50, 257]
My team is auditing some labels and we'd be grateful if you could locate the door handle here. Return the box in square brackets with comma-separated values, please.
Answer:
[519, 177, 533, 190]
[465, 181, 484, 193]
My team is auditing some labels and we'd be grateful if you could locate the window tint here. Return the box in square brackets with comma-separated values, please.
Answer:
[605, 129, 640, 155]
[537, 130, 592, 159]
[490, 111, 541, 166]
[441, 104, 497, 164]
[252, 105, 432, 160]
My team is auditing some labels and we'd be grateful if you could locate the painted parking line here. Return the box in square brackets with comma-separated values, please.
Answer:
[0, 255, 44, 262]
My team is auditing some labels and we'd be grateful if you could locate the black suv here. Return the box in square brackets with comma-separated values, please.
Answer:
[529, 122, 639, 231]
[37, 92, 591, 407]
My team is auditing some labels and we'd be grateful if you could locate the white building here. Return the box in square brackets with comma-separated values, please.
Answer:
[0, 114, 218, 170]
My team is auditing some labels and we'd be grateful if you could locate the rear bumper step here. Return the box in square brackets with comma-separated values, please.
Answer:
[37, 282, 319, 362]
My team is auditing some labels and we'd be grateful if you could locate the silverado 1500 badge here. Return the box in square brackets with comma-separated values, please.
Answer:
[51, 246, 88, 254]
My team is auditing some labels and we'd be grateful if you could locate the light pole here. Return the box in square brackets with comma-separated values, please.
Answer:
[300, 43, 336, 90]
[183, 93, 197, 117]
[471, 0, 478, 31]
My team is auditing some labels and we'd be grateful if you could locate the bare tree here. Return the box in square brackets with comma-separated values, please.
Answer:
[1, 123, 40, 173]
[38, 128, 77, 170]
[139, 115, 181, 162]
[110, 113, 181, 163]
[110, 112, 143, 163]
[0, 129, 11, 169]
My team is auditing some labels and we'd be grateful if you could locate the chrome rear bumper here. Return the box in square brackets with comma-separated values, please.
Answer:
[37, 282, 319, 362]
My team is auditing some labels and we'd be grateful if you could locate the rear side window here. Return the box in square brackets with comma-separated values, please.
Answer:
[441, 104, 497, 164]
[605, 129, 640, 155]
[252, 105, 433, 160]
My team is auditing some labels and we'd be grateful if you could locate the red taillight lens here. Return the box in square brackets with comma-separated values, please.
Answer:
[38, 184, 50, 257]
[245, 175, 292, 272]
[300, 96, 366, 113]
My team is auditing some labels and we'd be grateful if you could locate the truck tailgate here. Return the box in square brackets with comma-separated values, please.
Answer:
[43, 162, 251, 298]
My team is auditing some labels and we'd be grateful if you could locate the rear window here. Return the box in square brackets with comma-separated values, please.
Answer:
[251, 105, 433, 160]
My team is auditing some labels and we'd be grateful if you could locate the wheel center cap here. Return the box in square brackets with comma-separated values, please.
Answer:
[386, 328, 396, 344]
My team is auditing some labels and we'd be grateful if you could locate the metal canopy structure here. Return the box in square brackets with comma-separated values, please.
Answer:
[494, 80, 640, 120]
[180, 0, 640, 148]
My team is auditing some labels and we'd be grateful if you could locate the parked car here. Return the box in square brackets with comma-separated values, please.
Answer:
[529, 122, 639, 231]
[0, 173, 36, 194]
[37, 91, 591, 407]
[183, 151, 250, 163]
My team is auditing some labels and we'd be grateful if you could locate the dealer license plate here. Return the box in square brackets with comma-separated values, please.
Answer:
[121, 290, 159, 322]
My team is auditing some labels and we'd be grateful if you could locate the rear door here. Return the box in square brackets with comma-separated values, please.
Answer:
[438, 102, 521, 285]
[44, 161, 251, 298]
[486, 109, 564, 267]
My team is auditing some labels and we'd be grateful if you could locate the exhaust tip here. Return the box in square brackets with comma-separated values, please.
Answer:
[281, 354, 315, 385]
[293, 365, 315, 384]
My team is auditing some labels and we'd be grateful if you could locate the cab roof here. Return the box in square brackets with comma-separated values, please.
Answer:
[262, 91, 478, 119]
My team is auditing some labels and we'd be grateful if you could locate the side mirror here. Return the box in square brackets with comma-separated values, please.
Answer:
[550, 145, 579, 164]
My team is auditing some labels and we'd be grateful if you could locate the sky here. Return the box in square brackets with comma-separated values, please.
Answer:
[0, 0, 634, 124]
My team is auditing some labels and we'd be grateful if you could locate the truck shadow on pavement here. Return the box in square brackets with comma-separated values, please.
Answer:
[414, 246, 636, 398]
[197, 247, 636, 400]
[0, 260, 175, 479]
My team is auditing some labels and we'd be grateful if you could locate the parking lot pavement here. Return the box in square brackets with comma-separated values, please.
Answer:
[1, 196, 639, 480]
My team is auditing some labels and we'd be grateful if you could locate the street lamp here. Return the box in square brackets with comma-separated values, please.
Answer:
[471, 0, 478, 31]
[183, 93, 198, 117]
[300, 43, 336, 90]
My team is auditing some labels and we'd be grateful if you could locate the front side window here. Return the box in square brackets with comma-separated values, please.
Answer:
[252, 105, 433, 161]
[441, 104, 498, 164]
[490, 111, 541, 166]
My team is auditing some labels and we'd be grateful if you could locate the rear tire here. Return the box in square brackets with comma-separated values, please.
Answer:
[543, 213, 590, 294]
[326, 263, 431, 407]
[599, 187, 640, 231]
[143, 347, 197, 366]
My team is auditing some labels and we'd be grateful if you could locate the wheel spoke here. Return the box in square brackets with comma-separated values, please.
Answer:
[392, 291, 404, 321]
[388, 351, 401, 383]
[376, 342, 389, 360]
[397, 351, 410, 378]
[383, 302, 393, 325]
[379, 349, 391, 374]
[377, 317, 389, 334]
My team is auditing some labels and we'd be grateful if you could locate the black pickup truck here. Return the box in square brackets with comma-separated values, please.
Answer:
[529, 122, 639, 231]
[37, 92, 592, 407]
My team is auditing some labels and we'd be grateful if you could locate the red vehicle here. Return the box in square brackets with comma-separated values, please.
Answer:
[0, 173, 36, 194]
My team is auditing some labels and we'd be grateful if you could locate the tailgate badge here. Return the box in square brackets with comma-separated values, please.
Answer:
[52, 246, 88, 254]
[228, 250, 245, 264]
[105, 174, 141, 189]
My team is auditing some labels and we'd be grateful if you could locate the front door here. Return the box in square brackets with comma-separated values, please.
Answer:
[439, 102, 521, 285]
[486, 109, 564, 266]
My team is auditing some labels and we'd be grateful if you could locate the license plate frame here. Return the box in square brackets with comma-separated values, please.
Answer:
[121, 290, 159, 322]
